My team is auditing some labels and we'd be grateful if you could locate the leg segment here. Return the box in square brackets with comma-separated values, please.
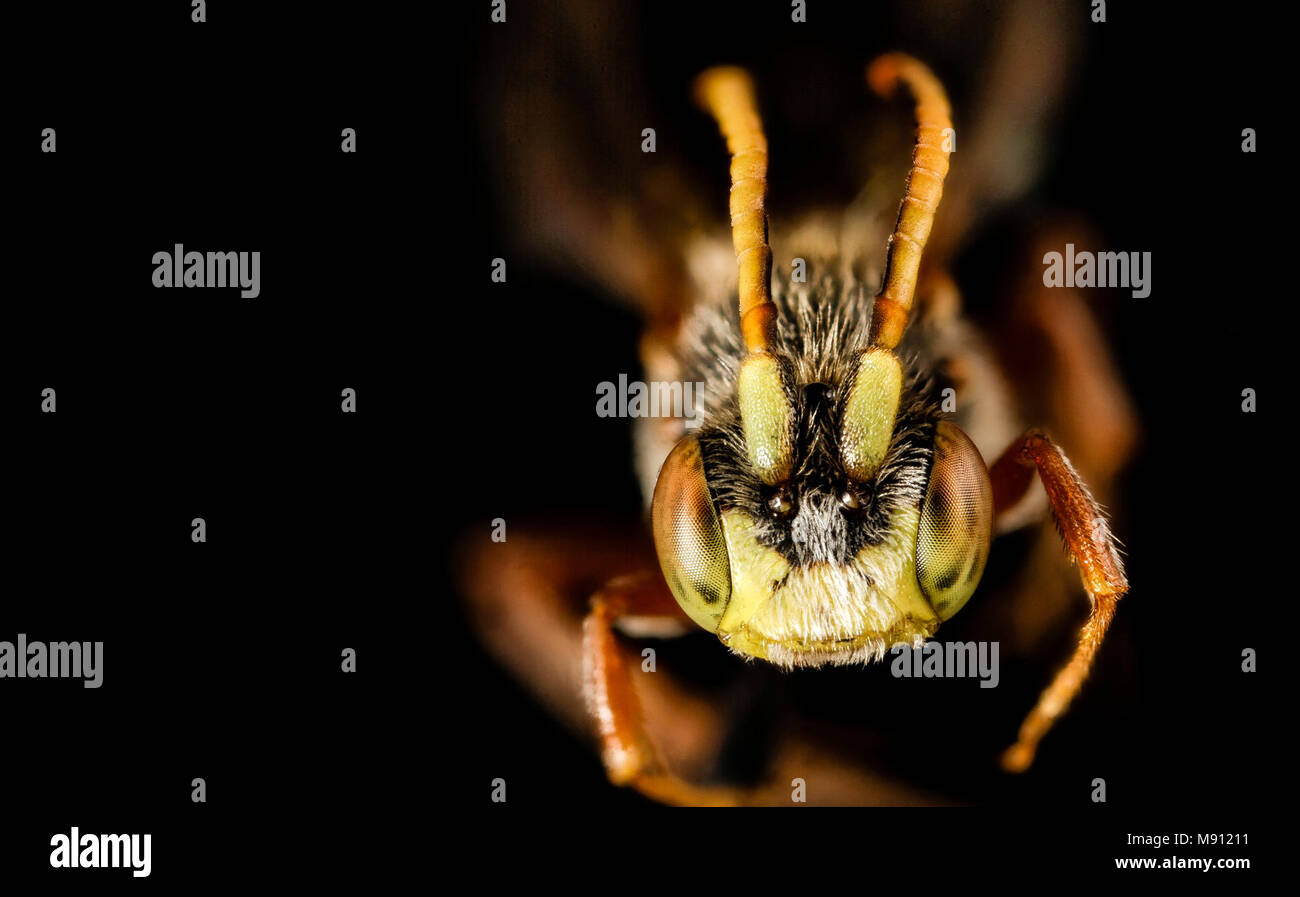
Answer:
[458, 523, 729, 778]
[989, 431, 1128, 772]
[461, 522, 961, 805]
[583, 572, 745, 806]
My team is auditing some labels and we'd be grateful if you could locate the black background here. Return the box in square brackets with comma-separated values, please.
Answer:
[4, 1, 425, 887]
[0, 0, 1282, 886]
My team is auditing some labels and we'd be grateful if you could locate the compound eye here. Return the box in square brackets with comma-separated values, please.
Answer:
[916, 421, 993, 621]
[651, 436, 732, 632]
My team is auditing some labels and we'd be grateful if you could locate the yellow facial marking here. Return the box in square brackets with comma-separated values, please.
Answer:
[840, 349, 903, 482]
[737, 353, 794, 484]
[715, 507, 939, 668]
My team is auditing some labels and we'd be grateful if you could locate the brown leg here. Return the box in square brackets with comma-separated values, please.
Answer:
[461, 522, 954, 805]
[583, 571, 749, 806]
[584, 575, 964, 806]
[989, 431, 1128, 772]
[983, 221, 1137, 650]
[459, 524, 750, 804]
[457, 523, 731, 778]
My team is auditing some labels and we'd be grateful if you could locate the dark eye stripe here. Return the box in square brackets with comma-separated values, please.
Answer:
[931, 563, 962, 593]
[692, 580, 726, 607]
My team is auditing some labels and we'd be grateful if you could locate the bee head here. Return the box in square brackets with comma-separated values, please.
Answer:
[651, 346, 993, 667]
[660, 59, 987, 666]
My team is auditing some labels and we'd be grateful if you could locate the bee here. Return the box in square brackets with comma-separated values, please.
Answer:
[463, 42, 1134, 806]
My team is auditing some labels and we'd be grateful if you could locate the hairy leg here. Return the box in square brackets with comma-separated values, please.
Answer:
[989, 431, 1129, 772]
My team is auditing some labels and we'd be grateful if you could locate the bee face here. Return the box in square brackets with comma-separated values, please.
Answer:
[650, 291, 993, 667]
